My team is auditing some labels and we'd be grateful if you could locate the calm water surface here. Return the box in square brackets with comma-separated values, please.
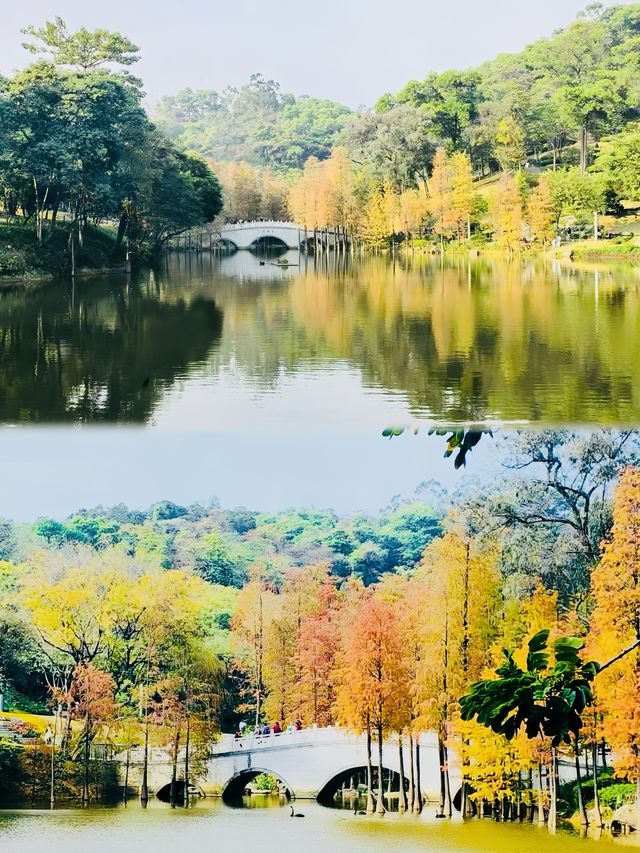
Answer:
[1, 251, 639, 426]
[0, 800, 634, 853]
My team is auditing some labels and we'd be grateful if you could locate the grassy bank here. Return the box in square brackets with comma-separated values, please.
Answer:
[396, 235, 640, 263]
[0, 219, 125, 282]
[565, 239, 640, 262]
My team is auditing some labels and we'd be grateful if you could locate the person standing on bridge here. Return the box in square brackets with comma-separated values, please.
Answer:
[272, 721, 282, 735]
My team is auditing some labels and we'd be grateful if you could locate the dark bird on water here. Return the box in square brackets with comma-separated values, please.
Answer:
[141, 377, 150, 389]
[289, 805, 305, 818]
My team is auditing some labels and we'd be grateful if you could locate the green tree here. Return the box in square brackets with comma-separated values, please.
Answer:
[398, 70, 482, 151]
[594, 126, 640, 199]
[22, 17, 140, 70]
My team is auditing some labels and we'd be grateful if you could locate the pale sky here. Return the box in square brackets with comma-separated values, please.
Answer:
[1, 0, 636, 107]
[0, 426, 500, 521]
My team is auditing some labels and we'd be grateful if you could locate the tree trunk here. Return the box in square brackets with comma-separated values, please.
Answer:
[255, 593, 264, 730]
[170, 727, 180, 808]
[116, 213, 128, 248]
[184, 716, 190, 808]
[398, 736, 407, 812]
[580, 126, 588, 176]
[575, 736, 588, 827]
[376, 720, 385, 814]
[536, 761, 546, 825]
[442, 741, 451, 817]
[408, 733, 415, 812]
[592, 741, 603, 828]
[140, 716, 149, 807]
[366, 718, 374, 815]
[438, 736, 446, 816]
[49, 711, 56, 811]
[415, 738, 423, 814]
[548, 749, 558, 834]
[123, 747, 130, 805]
[82, 716, 91, 807]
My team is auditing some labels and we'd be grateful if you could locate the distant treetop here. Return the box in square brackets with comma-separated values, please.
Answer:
[21, 16, 140, 71]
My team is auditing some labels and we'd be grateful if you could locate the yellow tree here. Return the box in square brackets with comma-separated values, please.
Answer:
[429, 147, 454, 248]
[399, 187, 429, 239]
[527, 176, 557, 246]
[230, 570, 277, 728]
[215, 161, 262, 221]
[361, 182, 393, 247]
[471, 585, 562, 824]
[259, 168, 290, 220]
[289, 149, 359, 233]
[415, 516, 501, 817]
[450, 152, 475, 242]
[491, 174, 523, 253]
[334, 582, 408, 814]
[495, 116, 525, 173]
[589, 467, 640, 819]
[261, 564, 333, 725]
[458, 719, 534, 820]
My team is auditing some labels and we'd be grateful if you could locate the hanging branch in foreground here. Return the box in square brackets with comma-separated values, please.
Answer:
[382, 426, 494, 469]
[460, 629, 640, 745]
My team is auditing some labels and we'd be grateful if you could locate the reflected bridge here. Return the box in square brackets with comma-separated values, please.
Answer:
[216, 221, 341, 252]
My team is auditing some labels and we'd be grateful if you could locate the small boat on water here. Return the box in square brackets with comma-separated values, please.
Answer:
[271, 260, 299, 267]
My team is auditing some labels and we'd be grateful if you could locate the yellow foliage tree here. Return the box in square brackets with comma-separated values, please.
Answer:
[527, 176, 557, 246]
[415, 517, 501, 816]
[491, 174, 523, 252]
[589, 467, 640, 804]
[429, 147, 455, 247]
[495, 116, 525, 172]
[450, 152, 475, 242]
[289, 148, 359, 232]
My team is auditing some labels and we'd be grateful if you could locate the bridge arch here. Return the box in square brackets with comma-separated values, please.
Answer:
[249, 235, 289, 253]
[221, 767, 295, 803]
[316, 764, 408, 806]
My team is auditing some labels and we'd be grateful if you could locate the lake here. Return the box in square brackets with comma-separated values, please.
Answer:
[0, 800, 632, 853]
[1, 251, 638, 426]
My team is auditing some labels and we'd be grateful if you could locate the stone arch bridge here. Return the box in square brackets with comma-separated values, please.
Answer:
[216, 221, 340, 252]
[121, 727, 458, 802]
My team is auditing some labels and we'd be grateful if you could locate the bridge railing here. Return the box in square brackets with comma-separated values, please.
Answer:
[219, 220, 303, 231]
[213, 726, 349, 754]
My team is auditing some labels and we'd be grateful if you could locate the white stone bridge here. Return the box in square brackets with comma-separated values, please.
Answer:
[216, 221, 340, 251]
[123, 727, 459, 803]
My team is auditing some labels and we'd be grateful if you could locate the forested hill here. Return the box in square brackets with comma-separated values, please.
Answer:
[367, 2, 640, 180]
[154, 74, 353, 170]
[0, 500, 442, 590]
[156, 4, 640, 178]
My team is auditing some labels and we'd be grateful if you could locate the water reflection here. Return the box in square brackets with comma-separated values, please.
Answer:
[0, 273, 223, 422]
[1, 253, 638, 425]
[0, 799, 631, 853]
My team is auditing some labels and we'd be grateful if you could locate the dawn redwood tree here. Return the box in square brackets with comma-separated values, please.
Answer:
[415, 519, 500, 817]
[334, 582, 408, 814]
[68, 663, 116, 807]
[589, 467, 640, 824]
